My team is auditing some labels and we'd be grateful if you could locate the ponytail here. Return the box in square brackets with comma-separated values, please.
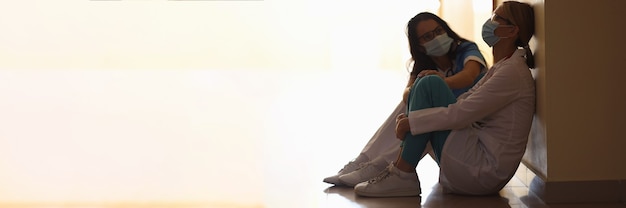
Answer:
[523, 45, 535, 68]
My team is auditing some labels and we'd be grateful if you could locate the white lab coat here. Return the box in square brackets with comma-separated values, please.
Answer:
[407, 49, 536, 195]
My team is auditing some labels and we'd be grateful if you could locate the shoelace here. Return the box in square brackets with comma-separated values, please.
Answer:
[368, 168, 391, 184]
[353, 162, 370, 171]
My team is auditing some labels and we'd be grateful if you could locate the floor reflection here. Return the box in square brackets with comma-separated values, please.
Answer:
[325, 186, 422, 208]
[422, 185, 511, 208]
[325, 184, 512, 208]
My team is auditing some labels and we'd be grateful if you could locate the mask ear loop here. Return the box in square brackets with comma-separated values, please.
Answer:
[498, 24, 516, 39]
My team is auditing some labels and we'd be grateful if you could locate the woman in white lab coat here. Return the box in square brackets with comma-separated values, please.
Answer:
[323, 12, 488, 187]
[353, 1, 536, 197]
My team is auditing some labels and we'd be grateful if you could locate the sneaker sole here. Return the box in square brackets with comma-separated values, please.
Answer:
[355, 189, 421, 197]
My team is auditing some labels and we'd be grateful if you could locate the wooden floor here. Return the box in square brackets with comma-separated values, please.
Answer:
[320, 161, 626, 208]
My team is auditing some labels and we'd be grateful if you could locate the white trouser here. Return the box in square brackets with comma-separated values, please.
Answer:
[359, 101, 434, 164]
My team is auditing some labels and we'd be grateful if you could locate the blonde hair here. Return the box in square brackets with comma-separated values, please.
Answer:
[501, 1, 535, 68]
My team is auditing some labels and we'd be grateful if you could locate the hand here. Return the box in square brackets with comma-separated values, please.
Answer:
[395, 116, 411, 140]
[417, 70, 445, 79]
[396, 113, 407, 123]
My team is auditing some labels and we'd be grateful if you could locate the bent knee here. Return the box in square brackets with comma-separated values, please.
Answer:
[415, 75, 446, 89]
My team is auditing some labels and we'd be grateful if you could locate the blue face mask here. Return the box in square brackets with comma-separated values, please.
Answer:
[482, 19, 514, 47]
[482, 19, 501, 47]
[423, 33, 453, 56]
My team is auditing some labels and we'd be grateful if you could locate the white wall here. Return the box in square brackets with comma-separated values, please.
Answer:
[0, 0, 442, 205]
[0, 0, 440, 71]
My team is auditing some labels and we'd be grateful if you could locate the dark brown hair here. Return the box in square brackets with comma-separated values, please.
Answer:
[406, 12, 469, 76]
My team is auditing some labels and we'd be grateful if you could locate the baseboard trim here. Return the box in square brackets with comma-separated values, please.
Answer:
[515, 163, 626, 204]
[528, 177, 625, 204]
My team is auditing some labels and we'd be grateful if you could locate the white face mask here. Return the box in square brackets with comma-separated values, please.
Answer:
[423, 33, 453, 56]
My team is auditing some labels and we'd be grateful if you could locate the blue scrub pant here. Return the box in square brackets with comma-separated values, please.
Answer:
[400, 75, 457, 167]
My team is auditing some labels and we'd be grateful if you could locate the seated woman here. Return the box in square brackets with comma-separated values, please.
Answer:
[324, 12, 487, 187]
[353, 0, 537, 197]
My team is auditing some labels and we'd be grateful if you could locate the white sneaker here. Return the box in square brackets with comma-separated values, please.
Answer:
[323, 154, 369, 185]
[354, 164, 421, 197]
[337, 158, 387, 187]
